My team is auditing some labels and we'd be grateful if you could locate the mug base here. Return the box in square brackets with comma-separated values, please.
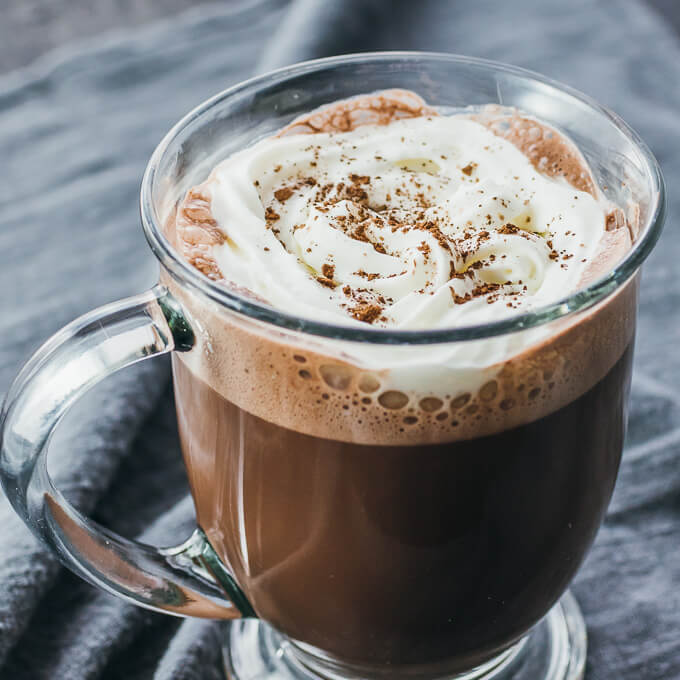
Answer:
[222, 591, 586, 680]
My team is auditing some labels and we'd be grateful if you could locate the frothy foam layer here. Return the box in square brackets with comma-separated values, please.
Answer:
[165, 273, 636, 445]
[165, 90, 637, 444]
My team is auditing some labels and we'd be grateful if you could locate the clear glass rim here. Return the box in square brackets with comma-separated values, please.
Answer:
[140, 51, 666, 345]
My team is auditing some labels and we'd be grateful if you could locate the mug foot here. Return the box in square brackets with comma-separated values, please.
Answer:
[222, 590, 586, 680]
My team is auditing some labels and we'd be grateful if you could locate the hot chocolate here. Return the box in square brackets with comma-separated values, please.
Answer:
[163, 90, 637, 672]
[173, 340, 632, 670]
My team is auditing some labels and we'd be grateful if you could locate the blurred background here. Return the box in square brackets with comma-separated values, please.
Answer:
[1, 1, 680, 679]
[2, 1, 207, 72]
[1, 0, 680, 73]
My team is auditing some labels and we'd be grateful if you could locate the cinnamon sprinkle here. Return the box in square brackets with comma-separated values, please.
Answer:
[316, 276, 337, 289]
[351, 302, 383, 323]
[265, 206, 280, 223]
[354, 269, 380, 281]
[274, 187, 294, 202]
[349, 173, 370, 185]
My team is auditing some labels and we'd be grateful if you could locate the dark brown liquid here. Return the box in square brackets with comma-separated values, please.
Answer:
[173, 343, 633, 672]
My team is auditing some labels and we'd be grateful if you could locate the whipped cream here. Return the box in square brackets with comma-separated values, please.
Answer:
[202, 114, 608, 330]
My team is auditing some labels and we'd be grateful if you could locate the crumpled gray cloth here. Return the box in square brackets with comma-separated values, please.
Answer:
[0, 0, 679, 678]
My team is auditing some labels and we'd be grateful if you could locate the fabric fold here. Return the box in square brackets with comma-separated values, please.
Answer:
[256, 0, 393, 73]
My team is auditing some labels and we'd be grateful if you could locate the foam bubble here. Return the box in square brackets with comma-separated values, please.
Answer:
[319, 364, 353, 390]
[378, 391, 409, 410]
[419, 397, 443, 412]
[479, 381, 498, 402]
[358, 374, 381, 393]
[451, 394, 471, 410]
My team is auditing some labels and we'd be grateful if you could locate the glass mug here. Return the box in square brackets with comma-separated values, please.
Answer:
[0, 54, 665, 680]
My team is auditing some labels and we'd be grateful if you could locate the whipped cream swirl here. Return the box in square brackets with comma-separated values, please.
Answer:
[202, 114, 607, 329]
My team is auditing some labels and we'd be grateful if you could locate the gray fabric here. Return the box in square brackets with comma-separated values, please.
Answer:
[0, 0, 679, 677]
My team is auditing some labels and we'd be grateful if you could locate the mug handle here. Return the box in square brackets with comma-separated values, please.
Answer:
[0, 285, 255, 619]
